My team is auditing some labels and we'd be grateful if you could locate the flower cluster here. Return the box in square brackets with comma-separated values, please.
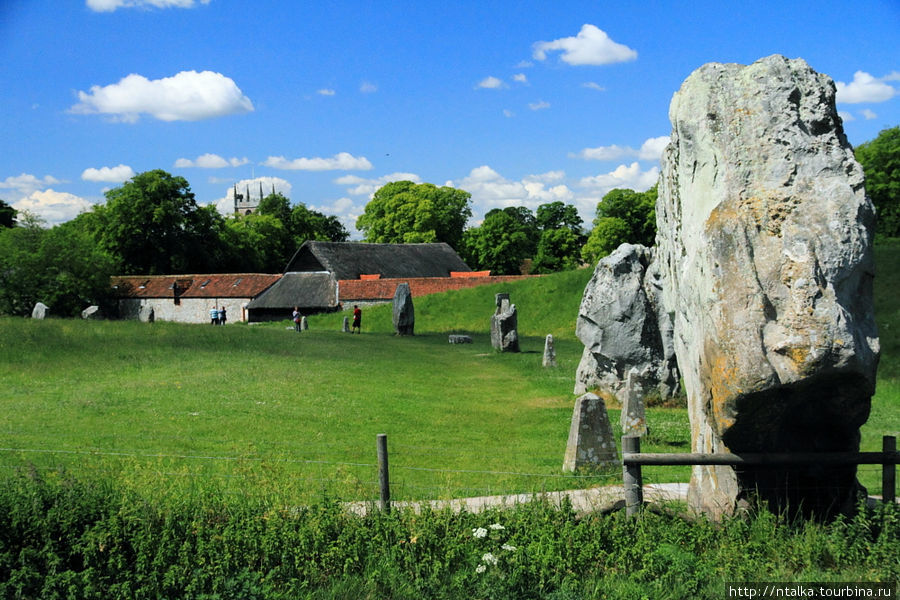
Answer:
[472, 522, 516, 575]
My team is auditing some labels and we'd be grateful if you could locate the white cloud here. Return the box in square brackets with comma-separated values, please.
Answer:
[503, 109, 515, 118]
[81, 164, 135, 182]
[453, 166, 575, 220]
[317, 88, 336, 96]
[839, 111, 855, 122]
[582, 82, 605, 91]
[529, 100, 550, 111]
[579, 162, 659, 194]
[513, 73, 528, 84]
[533, 24, 637, 66]
[87, 0, 210, 11]
[574, 136, 669, 162]
[212, 176, 292, 215]
[13, 190, 93, 225]
[835, 71, 898, 104]
[70, 70, 253, 122]
[334, 172, 422, 197]
[861, 108, 878, 120]
[477, 76, 505, 89]
[360, 81, 378, 93]
[0, 173, 63, 196]
[263, 152, 373, 171]
[174, 154, 249, 168]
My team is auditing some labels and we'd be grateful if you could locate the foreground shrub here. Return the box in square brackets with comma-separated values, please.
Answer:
[0, 471, 897, 599]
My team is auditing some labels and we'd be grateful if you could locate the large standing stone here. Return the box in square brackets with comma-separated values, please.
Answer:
[81, 305, 104, 320]
[392, 283, 414, 335]
[490, 293, 519, 352]
[138, 305, 154, 323]
[574, 244, 680, 406]
[31, 302, 49, 319]
[562, 393, 618, 472]
[656, 55, 879, 518]
[542, 334, 557, 367]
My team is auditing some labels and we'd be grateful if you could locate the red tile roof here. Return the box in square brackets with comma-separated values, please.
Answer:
[111, 274, 281, 299]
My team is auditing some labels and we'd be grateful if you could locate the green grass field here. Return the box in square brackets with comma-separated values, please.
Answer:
[0, 245, 897, 503]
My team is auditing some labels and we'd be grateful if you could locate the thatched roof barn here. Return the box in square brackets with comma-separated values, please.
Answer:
[284, 241, 472, 279]
[244, 272, 338, 322]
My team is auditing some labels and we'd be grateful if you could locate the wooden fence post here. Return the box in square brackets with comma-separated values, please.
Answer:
[623, 435, 643, 516]
[884, 435, 896, 505]
[377, 433, 391, 512]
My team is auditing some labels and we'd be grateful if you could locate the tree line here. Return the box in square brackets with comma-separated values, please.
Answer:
[0, 126, 896, 317]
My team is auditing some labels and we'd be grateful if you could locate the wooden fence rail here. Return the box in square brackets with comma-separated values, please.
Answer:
[622, 435, 899, 516]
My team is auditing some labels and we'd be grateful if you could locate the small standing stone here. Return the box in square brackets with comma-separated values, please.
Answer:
[392, 283, 415, 335]
[620, 369, 648, 436]
[542, 334, 557, 367]
[81, 305, 104, 320]
[342, 316, 350, 333]
[138, 305, 154, 323]
[300, 316, 308, 331]
[563, 393, 618, 472]
[31, 302, 49, 319]
[448, 334, 472, 344]
[490, 293, 519, 352]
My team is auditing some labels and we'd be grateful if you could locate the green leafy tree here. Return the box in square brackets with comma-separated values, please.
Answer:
[531, 227, 584, 273]
[290, 202, 349, 245]
[581, 186, 657, 264]
[535, 201, 583, 234]
[356, 181, 472, 249]
[855, 126, 900, 238]
[0, 212, 117, 316]
[462, 207, 536, 275]
[90, 170, 221, 274]
[0, 199, 16, 228]
[221, 213, 289, 273]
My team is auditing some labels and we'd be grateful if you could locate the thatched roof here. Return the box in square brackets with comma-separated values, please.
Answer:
[245, 272, 338, 310]
[283, 241, 471, 279]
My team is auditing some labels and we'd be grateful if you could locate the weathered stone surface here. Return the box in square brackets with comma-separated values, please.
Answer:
[574, 244, 679, 406]
[563, 393, 618, 472]
[490, 293, 519, 352]
[657, 55, 879, 518]
[81, 305, 103, 320]
[392, 283, 415, 335]
[620, 369, 648, 436]
[31, 302, 49, 319]
[300, 316, 308, 331]
[448, 334, 472, 344]
[138, 305, 154, 323]
[542, 334, 557, 367]
[342, 316, 350, 333]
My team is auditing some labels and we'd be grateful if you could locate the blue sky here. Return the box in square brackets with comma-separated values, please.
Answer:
[2, 1, 898, 234]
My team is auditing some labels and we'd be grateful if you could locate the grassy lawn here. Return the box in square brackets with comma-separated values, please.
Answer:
[1, 244, 896, 503]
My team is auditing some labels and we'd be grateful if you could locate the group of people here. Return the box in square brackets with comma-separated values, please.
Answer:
[209, 305, 227, 325]
[291, 305, 362, 333]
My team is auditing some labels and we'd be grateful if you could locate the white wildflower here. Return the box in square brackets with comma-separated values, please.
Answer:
[501, 543, 517, 552]
[472, 527, 488, 538]
[481, 552, 499, 565]
[489, 523, 505, 530]
[475, 564, 487, 573]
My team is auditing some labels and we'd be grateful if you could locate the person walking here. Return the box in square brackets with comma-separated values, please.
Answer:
[351, 305, 362, 334]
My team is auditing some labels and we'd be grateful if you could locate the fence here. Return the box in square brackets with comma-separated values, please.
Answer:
[621, 434, 899, 517]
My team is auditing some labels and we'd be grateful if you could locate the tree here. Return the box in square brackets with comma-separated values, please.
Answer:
[532, 228, 584, 273]
[0, 199, 16, 228]
[462, 207, 536, 275]
[356, 181, 472, 249]
[0, 212, 117, 316]
[90, 170, 221, 274]
[855, 126, 900, 238]
[581, 186, 657, 264]
[535, 201, 582, 234]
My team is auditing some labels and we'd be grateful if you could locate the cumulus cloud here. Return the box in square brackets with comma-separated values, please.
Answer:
[0, 173, 64, 196]
[861, 108, 878, 120]
[477, 76, 505, 89]
[263, 152, 373, 171]
[81, 164, 135, 183]
[212, 176, 292, 215]
[579, 162, 659, 193]
[529, 100, 550, 111]
[174, 154, 249, 168]
[533, 24, 637, 66]
[453, 166, 575, 220]
[513, 73, 528, 84]
[70, 70, 254, 122]
[574, 136, 670, 162]
[334, 172, 422, 197]
[13, 190, 94, 225]
[838, 111, 855, 122]
[835, 71, 898, 104]
[86, 0, 210, 11]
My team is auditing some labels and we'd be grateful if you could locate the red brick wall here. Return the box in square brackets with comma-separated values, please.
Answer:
[338, 275, 535, 302]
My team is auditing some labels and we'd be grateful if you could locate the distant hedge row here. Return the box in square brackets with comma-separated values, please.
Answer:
[1, 470, 897, 600]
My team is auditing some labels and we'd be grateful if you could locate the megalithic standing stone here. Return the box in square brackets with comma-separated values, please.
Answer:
[342, 316, 350, 333]
[392, 283, 414, 335]
[490, 293, 519, 352]
[562, 393, 618, 472]
[543, 334, 557, 367]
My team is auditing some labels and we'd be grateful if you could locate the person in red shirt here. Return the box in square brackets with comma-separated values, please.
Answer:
[351, 305, 362, 334]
